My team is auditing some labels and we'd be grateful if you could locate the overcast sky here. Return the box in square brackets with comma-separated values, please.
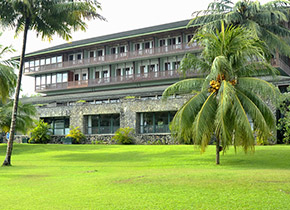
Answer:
[1, 0, 270, 96]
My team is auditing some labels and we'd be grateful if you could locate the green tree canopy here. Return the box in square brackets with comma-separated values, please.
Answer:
[0, 33, 17, 102]
[163, 24, 280, 164]
[0, 100, 36, 134]
[188, 0, 290, 56]
[0, 0, 105, 166]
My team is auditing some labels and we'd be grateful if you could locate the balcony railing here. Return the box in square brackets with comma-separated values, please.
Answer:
[25, 43, 201, 74]
[35, 69, 198, 92]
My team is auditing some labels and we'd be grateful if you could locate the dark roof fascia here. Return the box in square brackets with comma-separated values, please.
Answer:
[18, 19, 191, 59]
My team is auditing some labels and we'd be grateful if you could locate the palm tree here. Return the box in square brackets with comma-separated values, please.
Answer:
[188, 0, 290, 56]
[0, 33, 17, 102]
[0, 0, 105, 166]
[0, 100, 36, 135]
[162, 24, 280, 164]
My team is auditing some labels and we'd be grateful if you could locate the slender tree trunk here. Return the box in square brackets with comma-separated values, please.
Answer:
[216, 137, 220, 165]
[2, 20, 29, 166]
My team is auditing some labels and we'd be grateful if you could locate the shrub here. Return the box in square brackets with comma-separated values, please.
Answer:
[112, 127, 135, 144]
[66, 127, 86, 144]
[29, 120, 51, 144]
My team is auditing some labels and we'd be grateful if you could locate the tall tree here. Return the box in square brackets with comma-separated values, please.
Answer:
[0, 100, 36, 135]
[0, 33, 17, 102]
[0, 0, 105, 166]
[163, 24, 280, 164]
[188, 0, 290, 56]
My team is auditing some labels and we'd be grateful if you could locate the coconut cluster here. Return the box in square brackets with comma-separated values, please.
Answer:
[209, 74, 237, 93]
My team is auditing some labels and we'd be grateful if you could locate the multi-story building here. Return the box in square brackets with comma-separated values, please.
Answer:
[21, 19, 290, 143]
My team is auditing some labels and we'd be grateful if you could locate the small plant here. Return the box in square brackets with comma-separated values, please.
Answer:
[66, 127, 86, 144]
[29, 120, 52, 144]
[112, 127, 135, 145]
[76, 100, 86, 103]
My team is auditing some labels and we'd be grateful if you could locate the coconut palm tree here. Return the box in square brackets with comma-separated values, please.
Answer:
[163, 24, 280, 164]
[188, 0, 290, 56]
[0, 0, 105, 166]
[0, 34, 17, 102]
[0, 100, 36, 136]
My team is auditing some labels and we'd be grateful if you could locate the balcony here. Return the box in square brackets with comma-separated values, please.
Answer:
[25, 43, 201, 75]
[35, 69, 198, 92]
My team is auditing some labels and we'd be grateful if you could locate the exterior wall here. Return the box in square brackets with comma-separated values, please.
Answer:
[35, 96, 190, 143]
[37, 96, 189, 131]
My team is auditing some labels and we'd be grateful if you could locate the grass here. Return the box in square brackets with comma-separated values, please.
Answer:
[0, 144, 290, 210]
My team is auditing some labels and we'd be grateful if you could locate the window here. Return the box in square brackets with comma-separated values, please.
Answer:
[135, 43, 141, 51]
[52, 74, 56, 83]
[97, 50, 103, 57]
[120, 46, 125, 53]
[75, 74, 79, 81]
[90, 51, 95, 58]
[173, 61, 180, 69]
[42, 117, 70, 135]
[46, 75, 51, 84]
[159, 39, 166, 47]
[124, 68, 130, 75]
[41, 75, 46, 85]
[103, 71, 108, 78]
[165, 62, 171, 70]
[57, 56, 62, 63]
[57, 73, 62, 83]
[86, 114, 120, 134]
[40, 59, 45, 66]
[51, 57, 57, 64]
[111, 47, 116, 54]
[139, 111, 176, 134]
[63, 73, 68, 82]
[144, 42, 151, 49]
[36, 76, 40, 86]
[148, 64, 156, 72]
[69, 55, 74, 61]
[187, 34, 194, 42]
[46, 58, 51, 65]
[77, 53, 82, 60]
[82, 73, 87, 80]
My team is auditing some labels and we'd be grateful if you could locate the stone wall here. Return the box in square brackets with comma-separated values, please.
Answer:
[36, 96, 190, 134]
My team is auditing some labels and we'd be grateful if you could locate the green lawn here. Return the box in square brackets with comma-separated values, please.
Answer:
[0, 144, 290, 210]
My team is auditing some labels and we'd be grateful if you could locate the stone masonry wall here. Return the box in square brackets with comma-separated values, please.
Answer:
[34, 96, 190, 144]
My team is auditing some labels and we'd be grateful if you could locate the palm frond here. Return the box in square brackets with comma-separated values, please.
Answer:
[170, 91, 209, 143]
[237, 77, 280, 105]
[192, 92, 217, 151]
[162, 78, 205, 100]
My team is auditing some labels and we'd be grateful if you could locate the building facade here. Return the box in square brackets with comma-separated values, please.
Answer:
[21, 20, 290, 144]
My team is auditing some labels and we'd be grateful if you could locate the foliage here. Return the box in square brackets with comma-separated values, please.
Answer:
[66, 127, 86, 144]
[0, 0, 105, 166]
[0, 33, 17, 102]
[0, 100, 36, 134]
[188, 0, 290, 56]
[163, 24, 279, 163]
[29, 120, 51, 144]
[112, 127, 135, 145]
[277, 87, 290, 144]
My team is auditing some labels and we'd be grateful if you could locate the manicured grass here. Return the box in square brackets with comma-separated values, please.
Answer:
[0, 144, 290, 210]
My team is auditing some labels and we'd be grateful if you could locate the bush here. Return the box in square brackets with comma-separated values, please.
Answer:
[112, 127, 135, 144]
[29, 120, 51, 144]
[66, 127, 86, 144]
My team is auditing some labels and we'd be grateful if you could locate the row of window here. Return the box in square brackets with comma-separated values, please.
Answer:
[25, 34, 194, 70]
[35, 60, 181, 87]
[41, 111, 176, 135]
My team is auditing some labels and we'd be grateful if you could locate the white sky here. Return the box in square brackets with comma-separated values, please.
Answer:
[0, 0, 271, 96]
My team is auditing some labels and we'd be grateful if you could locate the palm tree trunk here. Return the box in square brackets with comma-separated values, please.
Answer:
[2, 20, 29, 166]
[216, 137, 220, 165]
